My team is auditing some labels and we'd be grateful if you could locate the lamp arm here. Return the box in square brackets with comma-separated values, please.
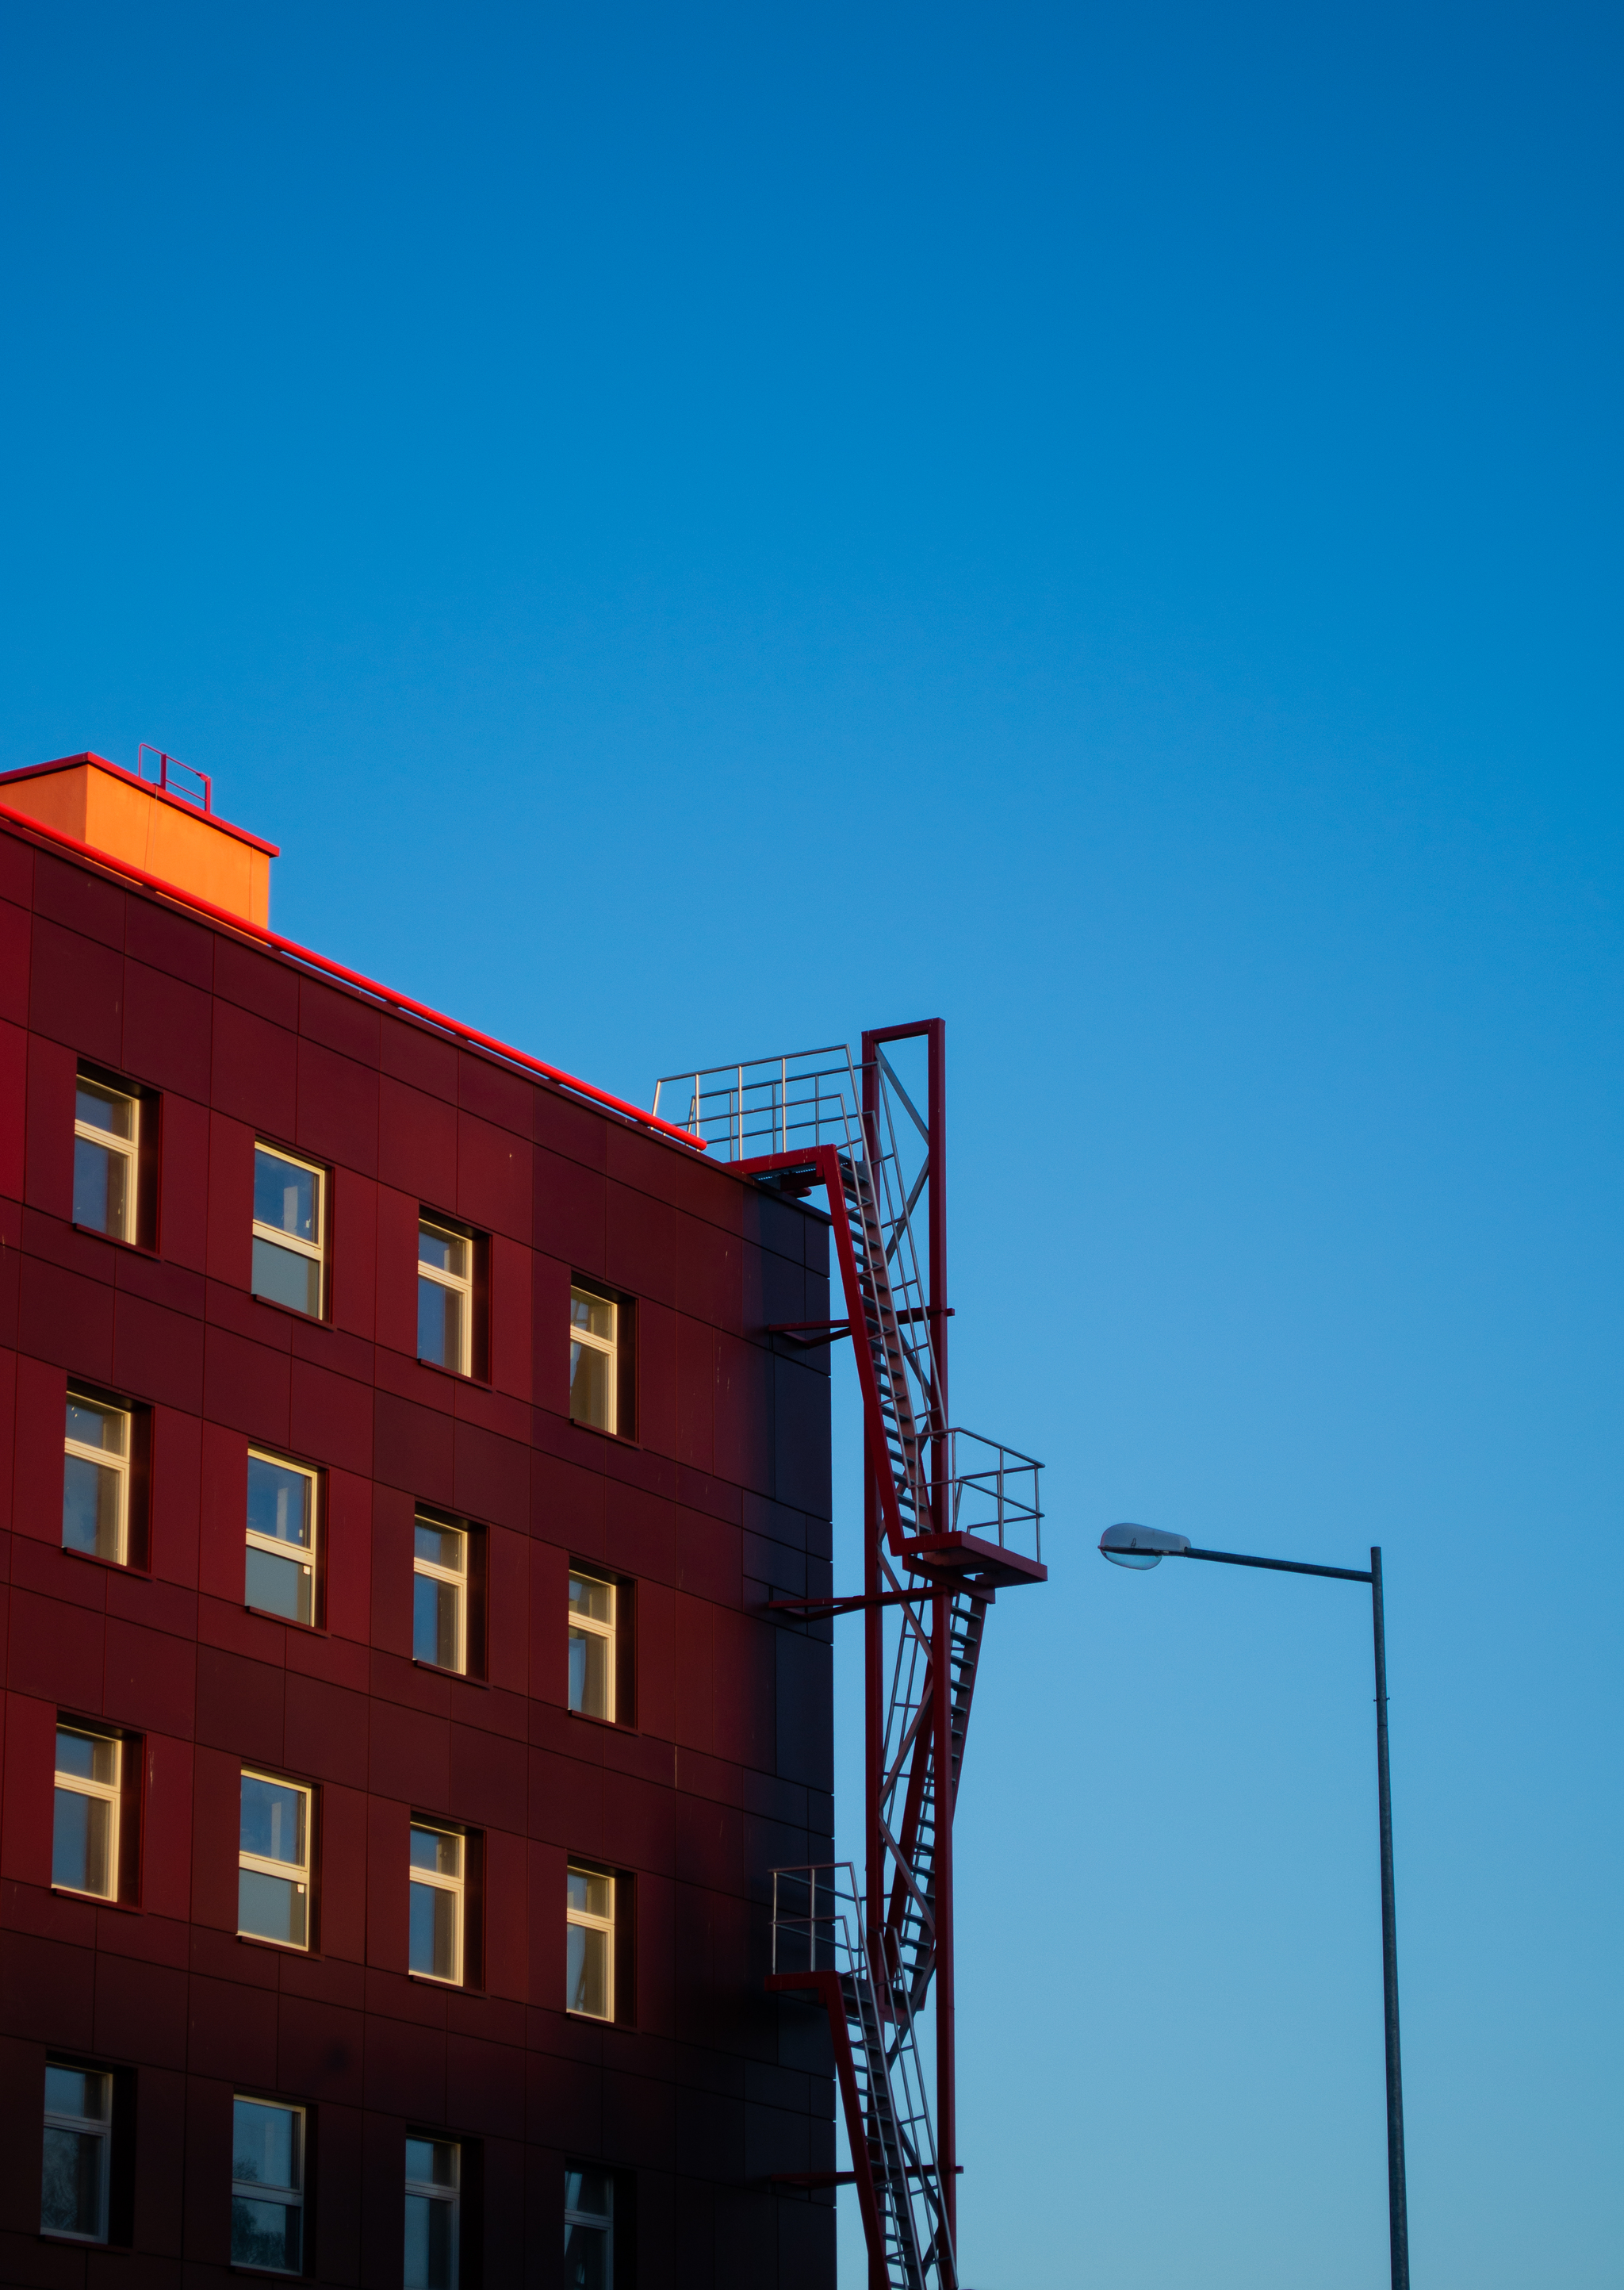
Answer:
[1176, 1545, 1373, 1585]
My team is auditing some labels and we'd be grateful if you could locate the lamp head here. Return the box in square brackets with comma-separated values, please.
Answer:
[1099, 1522, 1191, 1570]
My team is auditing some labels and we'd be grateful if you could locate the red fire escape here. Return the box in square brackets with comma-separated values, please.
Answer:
[654, 1022, 1047, 2290]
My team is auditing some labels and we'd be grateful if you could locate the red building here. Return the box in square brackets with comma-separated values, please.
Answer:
[0, 754, 839, 2287]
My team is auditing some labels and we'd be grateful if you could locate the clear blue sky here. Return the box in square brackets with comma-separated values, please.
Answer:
[3, 4, 1620, 2284]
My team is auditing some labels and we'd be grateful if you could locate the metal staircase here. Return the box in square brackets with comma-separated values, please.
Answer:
[768, 1865, 950, 2290]
[653, 1030, 1046, 2290]
[837, 1146, 929, 1542]
[882, 1585, 988, 2013]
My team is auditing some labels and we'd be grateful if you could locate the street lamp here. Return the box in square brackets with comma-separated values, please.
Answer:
[1099, 1522, 1411, 2290]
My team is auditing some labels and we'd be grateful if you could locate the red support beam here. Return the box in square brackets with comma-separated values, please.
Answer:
[864, 1457, 887, 2290]
[765, 1586, 982, 1620]
[863, 1020, 956, 2254]
[931, 1582, 957, 2249]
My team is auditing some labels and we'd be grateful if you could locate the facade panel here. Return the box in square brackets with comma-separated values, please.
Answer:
[0, 799, 836, 2286]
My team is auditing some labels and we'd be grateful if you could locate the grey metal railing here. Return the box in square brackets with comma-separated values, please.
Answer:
[770, 1862, 955, 2290]
[653, 1046, 863, 1164]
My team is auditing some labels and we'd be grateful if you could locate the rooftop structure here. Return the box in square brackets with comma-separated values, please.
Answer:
[0, 749, 278, 928]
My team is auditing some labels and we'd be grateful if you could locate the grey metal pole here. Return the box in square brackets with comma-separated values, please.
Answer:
[1105, 1527, 1419, 2270]
[1370, 1547, 1411, 2288]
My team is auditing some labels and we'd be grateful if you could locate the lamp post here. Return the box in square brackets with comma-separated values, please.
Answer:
[1099, 1522, 1411, 2290]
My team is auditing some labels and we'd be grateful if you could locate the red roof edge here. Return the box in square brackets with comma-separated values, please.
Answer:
[0, 752, 282, 858]
[0, 794, 707, 1156]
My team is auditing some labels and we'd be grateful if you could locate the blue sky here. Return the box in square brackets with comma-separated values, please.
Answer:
[3, 4, 1620, 2284]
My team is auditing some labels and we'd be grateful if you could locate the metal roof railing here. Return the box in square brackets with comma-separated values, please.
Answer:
[136, 743, 213, 812]
[653, 1045, 864, 1164]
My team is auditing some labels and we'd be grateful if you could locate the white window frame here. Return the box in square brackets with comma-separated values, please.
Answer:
[564, 2166, 614, 2281]
[244, 1451, 319, 1626]
[408, 1822, 465, 1986]
[53, 1727, 121, 1901]
[568, 1571, 616, 1720]
[63, 1393, 131, 1567]
[405, 2133, 461, 2289]
[413, 1517, 468, 1674]
[565, 1864, 615, 2022]
[231, 2096, 304, 2276]
[418, 1216, 473, 1375]
[251, 1143, 326, 1314]
[41, 2062, 113, 2242]
[73, 1075, 139, 1242]
[569, 1285, 618, 1434]
[238, 1769, 312, 1951]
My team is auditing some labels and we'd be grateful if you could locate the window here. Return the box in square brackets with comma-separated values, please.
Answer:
[566, 1866, 614, 2020]
[404, 2136, 460, 2290]
[246, 1452, 318, 1625]
[414, 1517, 467, 1671]
[53, 1728, 120, 1899]
[409, 1824, 463, 1984]
[569, 1572, 615, 1720]
[63, 1393, 130, 1564]
[564, 2168, 613, 2290]
[239, 1771, 312, 1949]
[40, 2063, 112, 2242]
[231, 2098, 304, 2275]
[569, 1287, 617, 1433]
[252, 1144, 325, 1317]
[419, 1218, 473, 1375]
[73, 1076, 139, 1241]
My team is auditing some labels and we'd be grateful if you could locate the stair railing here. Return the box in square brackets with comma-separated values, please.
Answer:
[874, 1567, 995, 2011]
[653, 1043, 947, 1492]
[653, 1045, 866, 1164]
[770, 1863, 956, 2290]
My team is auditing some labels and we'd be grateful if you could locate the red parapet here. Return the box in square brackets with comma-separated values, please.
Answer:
[0, 792, 707, 1153]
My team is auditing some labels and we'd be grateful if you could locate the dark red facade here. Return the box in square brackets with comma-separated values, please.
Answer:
[0, 806, 837, 2284]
